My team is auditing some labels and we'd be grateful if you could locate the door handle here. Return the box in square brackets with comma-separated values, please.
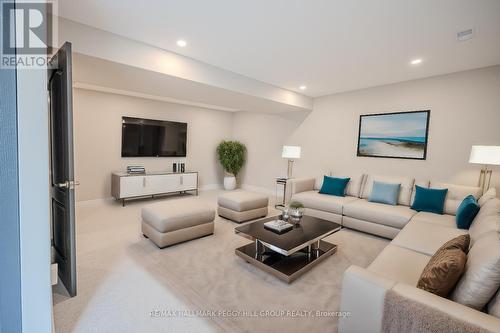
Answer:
[56, 180, 80, 189]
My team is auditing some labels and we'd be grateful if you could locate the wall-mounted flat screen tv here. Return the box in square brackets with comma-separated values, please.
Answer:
[121, 117, 187, 157]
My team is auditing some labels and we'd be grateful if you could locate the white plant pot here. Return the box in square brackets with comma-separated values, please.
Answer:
[223, 176, 237, 190]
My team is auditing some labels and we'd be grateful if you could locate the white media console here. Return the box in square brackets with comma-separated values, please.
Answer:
[111, 171, 198, 206]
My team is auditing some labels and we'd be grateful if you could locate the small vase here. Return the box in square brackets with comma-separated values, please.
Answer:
[289, 208, 304, 224]
[281, 207, 290, 221]
[223, 175, 237, 190]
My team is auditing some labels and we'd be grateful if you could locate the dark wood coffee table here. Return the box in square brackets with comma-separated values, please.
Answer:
[234, 215, 341, 283]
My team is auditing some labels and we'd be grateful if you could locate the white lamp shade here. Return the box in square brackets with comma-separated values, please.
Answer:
[282, 145, 301, 159]
[469, 146, 500, 165]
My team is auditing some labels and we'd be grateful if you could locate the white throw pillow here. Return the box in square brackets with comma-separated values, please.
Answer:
[451, 232, 500, 310]
[488, 288, 500, 318]
[479, 188, 497, 207]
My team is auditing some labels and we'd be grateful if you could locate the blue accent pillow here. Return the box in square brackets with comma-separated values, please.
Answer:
[456, 195, 480, 229]
[319, 176, 350, 197]
[369, 181, 401, 205]
[411, 185, 448, 214]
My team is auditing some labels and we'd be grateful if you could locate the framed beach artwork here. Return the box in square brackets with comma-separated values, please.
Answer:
[357, 110, 430, 160]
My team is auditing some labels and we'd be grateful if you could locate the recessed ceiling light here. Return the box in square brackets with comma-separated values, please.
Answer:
[410, 59, 422, 65]
[299, 85, 307, 90]
[176, 40, 187, 47]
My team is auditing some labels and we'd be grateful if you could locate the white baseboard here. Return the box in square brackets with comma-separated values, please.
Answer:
[241, 184, 274, 196]
[51, 263, 58, 286]
[199, 183, 223, 191]
[76, 197, 115, 206]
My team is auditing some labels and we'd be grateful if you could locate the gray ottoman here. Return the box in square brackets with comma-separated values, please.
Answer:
[217, 190, 269, 223]
[142, 198, 215, 248]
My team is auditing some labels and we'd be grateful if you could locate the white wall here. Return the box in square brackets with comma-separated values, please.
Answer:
[232, 111, 307, 191]
[75, 65, 500, 201]
[234, 65, 500, 192]
[73, 89, 233, 201]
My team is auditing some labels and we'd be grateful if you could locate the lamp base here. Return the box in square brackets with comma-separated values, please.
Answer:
[287, 160, 294, 179]
[479, 166, 493, 194]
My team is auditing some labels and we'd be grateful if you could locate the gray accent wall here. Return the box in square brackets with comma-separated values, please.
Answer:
[1, 1, 52, 330]
[233, 65, 500, 192]
[0, 15, 23, 333]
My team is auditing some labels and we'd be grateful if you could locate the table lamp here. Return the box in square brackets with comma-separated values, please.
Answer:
[469, 145, 500, 193]
[282, 146, 301, 178]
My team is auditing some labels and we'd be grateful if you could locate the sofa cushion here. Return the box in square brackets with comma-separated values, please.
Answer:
[488, 288, 500, 318]
[332, 172, 365, 197]
[410, 211, 456, 228]
[343, 199, 417, 229]
[430, 182, 482, 215]
[319, 176, 350, 197]
[392, 220, 468, 256]
[451, 232, 500, 310]
[313, 172, 332, 190]
[470, 215, 500, 245]
[456, 195, 480, 229]
[469, 198, 500, 244]
[411, 185, 448, 215]
[369, 181, 401, 206]
[439, 234, 471, 253]
[362, 174, 415, 206]
[417, 248, 467, 297]
[292, 190, 358, 215]
[217, 190, 269, 212]
[368, 244, 431, 286]
[479, 188, 497, 207]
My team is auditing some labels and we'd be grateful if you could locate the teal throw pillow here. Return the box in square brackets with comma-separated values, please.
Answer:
[411, 185, 448, 214]
[456, 195, 480, 229]
[319, 176, 350, 197]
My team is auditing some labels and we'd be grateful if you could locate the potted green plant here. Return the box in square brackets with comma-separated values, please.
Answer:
[216, 140, 246, 190]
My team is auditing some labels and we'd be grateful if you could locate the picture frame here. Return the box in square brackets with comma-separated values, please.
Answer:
[356, 110, 430, 160]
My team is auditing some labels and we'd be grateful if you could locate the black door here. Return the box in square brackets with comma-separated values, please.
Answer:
[48, 42, 77, 297]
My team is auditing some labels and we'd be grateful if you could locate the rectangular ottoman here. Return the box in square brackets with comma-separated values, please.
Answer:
[217, 190, 269, 223]
[142, 198, 215, 248]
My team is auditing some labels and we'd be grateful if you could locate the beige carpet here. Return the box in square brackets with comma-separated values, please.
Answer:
[53, 190, 388, 333]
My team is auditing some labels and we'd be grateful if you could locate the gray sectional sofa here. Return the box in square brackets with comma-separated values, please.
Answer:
[289, 173, 500, 332]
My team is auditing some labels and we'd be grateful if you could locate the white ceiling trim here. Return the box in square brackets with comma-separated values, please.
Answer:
[73, 82, 240, 112]
[58, 17, 313, 111]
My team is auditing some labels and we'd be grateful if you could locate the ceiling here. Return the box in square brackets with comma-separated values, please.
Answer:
[58, 0, 500, 97]
[72, 53, 311, 114]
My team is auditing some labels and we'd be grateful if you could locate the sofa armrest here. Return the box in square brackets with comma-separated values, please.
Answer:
[339, 265, 396, 333]
[388, 283, 500, 333]
[289, 177, 315, 196]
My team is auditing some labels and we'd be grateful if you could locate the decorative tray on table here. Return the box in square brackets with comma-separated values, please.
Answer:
[263, 219, 293, 234]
